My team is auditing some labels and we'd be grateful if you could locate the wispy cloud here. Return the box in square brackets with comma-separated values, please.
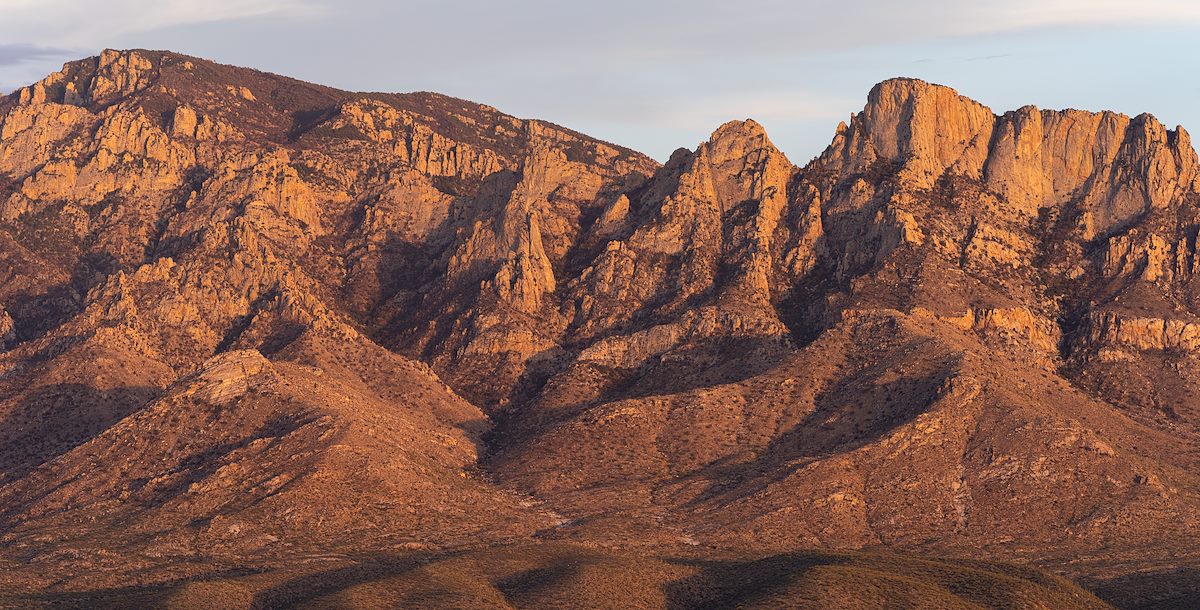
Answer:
[0, 0, 320, 46]
[996, 0, 1200, 30]
[0, 43, 74, 67]
[0, 1, 1194, 64]
[638, 90, 860, 132]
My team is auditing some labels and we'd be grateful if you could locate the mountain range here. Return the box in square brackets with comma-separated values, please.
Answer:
[1, 49, 1198, 608]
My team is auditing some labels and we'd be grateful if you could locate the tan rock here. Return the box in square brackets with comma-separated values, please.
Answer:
[823, 78, 1200, 239]
[172, 105, 199, 138]
[487, 210, 557, 313]
[186, 349, 274, 404]
[0, 307, 14, 350]
[782, 184, 825, 277]
[332, 99, 506, 178]
[1086, 311, 1200, 354]
[593, 194, 630, 236]
[987, 110, 1200, 234]
[823, 78, 995, 188]
[89, 49, 156, 102]
[1102, 231, 1182, 282]
[934, 306, 1060, 357]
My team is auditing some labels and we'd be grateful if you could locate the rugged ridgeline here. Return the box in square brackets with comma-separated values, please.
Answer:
[0, 51, 1198, 607]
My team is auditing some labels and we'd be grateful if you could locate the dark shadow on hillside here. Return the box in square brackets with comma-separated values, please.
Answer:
[496, 558, 591, 606]
[483, 334, 792, 458]
[664, 552, 846, 609]
[125, 411, 319, 513]
[249, 551, 446, 608]
[682, 349, 953, 507]
[0, 383, 159, 486]
[616, 335, 792, 402]
[0, 544, 1111, 609]
[0, 566, 265, 610]
[1087, 566, 1200, 610]
[1, 248, 119, 349]
[774, 352, 950, 459]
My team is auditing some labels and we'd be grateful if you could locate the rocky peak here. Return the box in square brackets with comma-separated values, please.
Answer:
[13, 49, 160, 109]
[983, 107, 1200, 235]
[89, 49, 158, 103]
[699, 119, 796, 301]
[700, 119, 790, 203]
[820, 78, 1200, 239]
[704, 118, 769, 157]
[823, 78, 995, 188]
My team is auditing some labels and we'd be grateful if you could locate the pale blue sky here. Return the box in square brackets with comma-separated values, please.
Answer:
[2, 0, 1199, 163]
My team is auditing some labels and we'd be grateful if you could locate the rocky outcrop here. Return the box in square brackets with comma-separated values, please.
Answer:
[170, 104, 239, 143]
[569, 120, 795, 339]
[226, 150, 324, 234]
[14, 49, 158, 108]
[0, 307, 14, 350]
[781, 184, 825, 277]
[88, 49, 158, 103]
[332, 99, 507, 178]
[486, 210, 557, 313]
[822, 78, 1200, 239]
[0, 96, 92, 179]
[921, 305, 1060, 359]
[987, 110, 1200, 235]
[703, 120, 794, 302]
[1102, 228, 1199, 282]
[823, 78, 994, 188]
[186, 349, 274, 404]
[1084, 311, 1200, 356]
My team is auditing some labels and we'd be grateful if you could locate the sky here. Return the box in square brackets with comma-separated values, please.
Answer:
[1, 0, 1199, 163]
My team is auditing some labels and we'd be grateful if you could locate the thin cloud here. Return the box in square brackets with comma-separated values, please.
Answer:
[0, 1, 1195, 65]
[0, 43, 74, 67]
[998, 0, 1200, 29]
[966, 54, 1012, 62]
[649, 91, 859, 132]
[0, 0, 321, 46]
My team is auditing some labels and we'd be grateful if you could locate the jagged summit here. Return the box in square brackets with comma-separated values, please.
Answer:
[1, 52, 1199, 607]
[823, 75, 1200, 239]
[4, 48, 659, 176]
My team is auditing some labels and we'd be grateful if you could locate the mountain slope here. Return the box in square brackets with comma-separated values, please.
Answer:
[485, 82, 1200, 576]
[0, 543, 1113, 610]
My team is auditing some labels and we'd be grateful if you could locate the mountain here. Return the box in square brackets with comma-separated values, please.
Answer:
[0, 49, 1197, 608]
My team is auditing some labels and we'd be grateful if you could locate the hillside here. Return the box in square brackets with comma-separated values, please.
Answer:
[0, 543, 1113, 610]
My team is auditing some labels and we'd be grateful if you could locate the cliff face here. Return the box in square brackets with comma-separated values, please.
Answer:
[812, 79, 1200, 429]
[823, 78, 1200, 238]
[1, 53, 1199, 603]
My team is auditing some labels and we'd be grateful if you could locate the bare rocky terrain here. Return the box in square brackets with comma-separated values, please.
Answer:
[1, 49, 1198, 608]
